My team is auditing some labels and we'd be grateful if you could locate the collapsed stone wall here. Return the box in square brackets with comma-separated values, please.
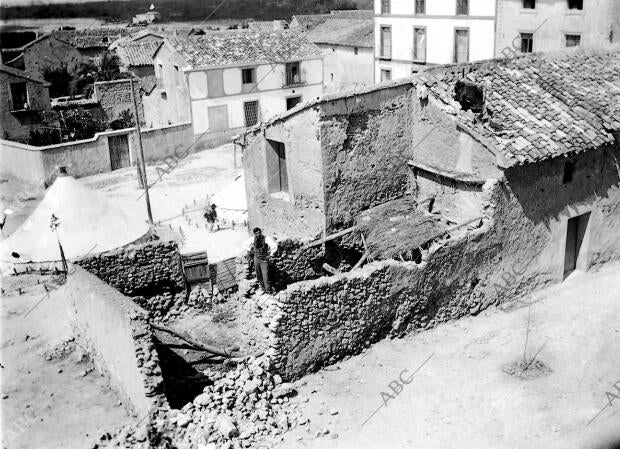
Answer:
[76, 240, 187, 319]
[268, 144, 620, 379]
[64, 267, 167, 417]
[269, 222, 504, 380]
[236, 238, 364, 290]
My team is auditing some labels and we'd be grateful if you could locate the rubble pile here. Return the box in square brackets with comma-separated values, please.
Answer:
[95, 355, 309, 449]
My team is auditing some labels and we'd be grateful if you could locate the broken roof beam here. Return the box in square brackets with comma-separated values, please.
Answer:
[302, 225, 357, 249]
[420, 215, 484, 248]
[407, 160, 487, 186]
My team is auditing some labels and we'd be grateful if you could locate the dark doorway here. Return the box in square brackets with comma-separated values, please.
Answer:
[564, 213, 590, 276]
[266, 139, 288, 194]
[108, 134, 130, 170]
[286, 96, 302, 110]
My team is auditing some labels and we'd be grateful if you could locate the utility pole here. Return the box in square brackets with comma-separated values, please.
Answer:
[129, 77, 154, 226]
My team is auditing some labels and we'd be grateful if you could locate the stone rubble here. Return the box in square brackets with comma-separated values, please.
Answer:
[94, 355, 311, 449]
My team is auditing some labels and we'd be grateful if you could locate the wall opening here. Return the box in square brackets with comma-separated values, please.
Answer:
[564, 212, 590, 277]
[286, 96, 302, 110]
[266, 139, 288, 194]
[562, 161, 574, 184]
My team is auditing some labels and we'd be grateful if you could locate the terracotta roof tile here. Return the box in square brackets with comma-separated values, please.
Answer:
[52, 28, 132, 49]
[423, 48, 620, 166]
[304, 19, 374, 48]
[167, 31, 322, 69]
[116, 41, 160, 67]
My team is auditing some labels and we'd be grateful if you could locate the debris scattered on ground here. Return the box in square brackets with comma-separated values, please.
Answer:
[502, 359, 552, 380]
[96, 355, 311, 448]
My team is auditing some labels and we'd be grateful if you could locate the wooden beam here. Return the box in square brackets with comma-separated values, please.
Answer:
[322, 263, 341, 275]
[351, 252, 369, 271]
[420, 216, 484, 248]
[302, 225, 357, 249]
[152, 324, 241, 358]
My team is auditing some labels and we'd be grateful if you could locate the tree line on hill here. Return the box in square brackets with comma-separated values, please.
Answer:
[1, 0, 369, 22]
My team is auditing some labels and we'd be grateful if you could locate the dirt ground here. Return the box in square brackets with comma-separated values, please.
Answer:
[278, 263, 620, 449]
[0, 275, 134, 449]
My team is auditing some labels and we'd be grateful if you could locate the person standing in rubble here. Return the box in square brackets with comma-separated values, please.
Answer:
[243, 227, 277, 294]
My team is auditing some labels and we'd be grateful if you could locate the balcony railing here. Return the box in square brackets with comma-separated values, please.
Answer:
[8, 99, 37, 114]
[283, 71, 305, 87]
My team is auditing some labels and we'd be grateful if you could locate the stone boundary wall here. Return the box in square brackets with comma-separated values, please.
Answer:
[64, 267, 166, 417]
[237, 238, 364, 290]
[269, 224, 506, 379]
[76, 240, 185, 297]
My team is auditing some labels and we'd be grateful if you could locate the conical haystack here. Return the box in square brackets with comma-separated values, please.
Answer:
[0, 176, 149, 269]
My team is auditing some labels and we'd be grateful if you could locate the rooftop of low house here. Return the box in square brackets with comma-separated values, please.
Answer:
[304, 19, 374, 48]
[330, 9, 374, 19]
[115, 41, 161, 67]
[108, 29, 164, 50]
[290, 14, 332, 30]
[240, 46, 620, 169]
[165, 31, 322, 69]
[17, 33, 73, 51]
[0, 63, 50, 85]
[52, 28, 133, 49]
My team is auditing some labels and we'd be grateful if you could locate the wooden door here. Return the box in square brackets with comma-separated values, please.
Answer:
[108, 134, 130, 170]
[276, 141, 288, 193]
[564, 216, 578, 274]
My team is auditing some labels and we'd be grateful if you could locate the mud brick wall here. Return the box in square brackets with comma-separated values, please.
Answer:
[76, 241, 185, 297]
[64, 267, 167, 417]
[94, 79, 144, 124]
[320, 86, 415, 231]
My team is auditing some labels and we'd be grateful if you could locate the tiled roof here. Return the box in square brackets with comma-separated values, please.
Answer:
[52, 28, 132, 49]
[116, 41, 160, 66]
[109, 29, 163, 50]
[167, 31, 322, 69]
[330, 9, 374, 19]
[0, 63, 50, 85]
[419, 48, 620, 167]
[290, 14, 332, 31]
[19, 33, 74, 51]
[305, 19, 373, 48]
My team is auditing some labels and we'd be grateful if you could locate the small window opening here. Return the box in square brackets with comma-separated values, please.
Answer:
[563, 161, 574, 183]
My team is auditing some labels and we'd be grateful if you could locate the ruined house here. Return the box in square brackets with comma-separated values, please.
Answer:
[0, 63, 54, 142]
[4, 34, 85, 82]
[236, 47, 620, 378]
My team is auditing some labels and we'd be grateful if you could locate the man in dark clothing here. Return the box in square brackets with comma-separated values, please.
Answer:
[204, 204, 218, 232]
[243, 227, 277, 294]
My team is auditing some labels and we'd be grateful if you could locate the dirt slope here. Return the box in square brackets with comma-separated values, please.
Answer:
[279, 264, 620, 449]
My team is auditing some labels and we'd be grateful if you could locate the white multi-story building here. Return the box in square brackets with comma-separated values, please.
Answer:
[495, 0, 620, 56]
[149, 31, 323, 136]
[305, 19, 375, 93]
[374, 0, 496, 81]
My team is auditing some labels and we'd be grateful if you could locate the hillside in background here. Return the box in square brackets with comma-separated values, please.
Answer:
[1, 0, 373, 23]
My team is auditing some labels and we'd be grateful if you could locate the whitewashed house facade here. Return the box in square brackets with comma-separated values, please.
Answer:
[149, 31, 324, 137]
[374, 0, 496, 81]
